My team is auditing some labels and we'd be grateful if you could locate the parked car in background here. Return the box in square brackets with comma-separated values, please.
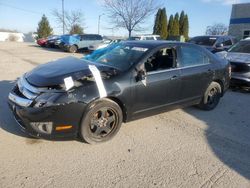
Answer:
[189, 35, 237, 53]
[216, 38, 250, 88]
[37, 38, 47, 47]
[128, 34, 161, 41]
[46, 35, 61, 48]
[60, 34, 103, 53]
[88, 39, 123, 51]
[8, 41, 230, 144]
[37, 35, 59, 47]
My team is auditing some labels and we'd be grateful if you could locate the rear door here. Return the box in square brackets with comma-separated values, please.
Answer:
[178, 45, 213, 101]
[78, 35, 88, 49]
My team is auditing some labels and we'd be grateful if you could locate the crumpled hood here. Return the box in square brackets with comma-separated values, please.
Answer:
[216, 51, 250, 64]
[25, 56, 118, 87]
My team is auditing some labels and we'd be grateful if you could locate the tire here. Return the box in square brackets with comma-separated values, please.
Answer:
[45, 43, 50, 48]
[69, 45, 77, 53]
[198, 82, 222, 111]
[79, 98, 123, 144]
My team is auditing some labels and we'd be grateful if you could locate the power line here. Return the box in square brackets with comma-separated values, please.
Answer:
[0, 2, 42, 15]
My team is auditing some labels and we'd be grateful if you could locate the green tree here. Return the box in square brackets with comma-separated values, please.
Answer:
[69, 24, 84, 34]
[36, 14, 53, 39]
[168, 15, 174, 36]
[153, 8, 161, 35]
[183, 14, 189, 40]
[160, 8, 168, 39]
[179, 10, 185, 36]
[172, 13, 180, 36]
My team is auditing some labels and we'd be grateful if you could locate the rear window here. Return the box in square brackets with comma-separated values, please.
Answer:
[228, 41, 250, 53]
[189, 36, 218, 46]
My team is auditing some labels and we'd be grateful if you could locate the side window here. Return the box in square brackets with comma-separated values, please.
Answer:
[179, 46, 209, 68]
[145, 37, 154, 40]
[223, 37, 232, 46]
[81, 35, 88, 40]
[96, 35, 103, 40]
[145, 48, 175, 72]
[216, 37, 224, 45]
[243, 30, 250, 39]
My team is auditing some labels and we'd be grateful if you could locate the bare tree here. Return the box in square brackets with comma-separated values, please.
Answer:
[205, 23, 228, 35]
[52, 9, 85, 34]
[103, 0, 161, 37]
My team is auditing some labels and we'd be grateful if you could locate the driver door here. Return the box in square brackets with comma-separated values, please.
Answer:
[132, 46, 182, 117]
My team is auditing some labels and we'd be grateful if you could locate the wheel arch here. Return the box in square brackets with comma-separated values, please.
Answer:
[106, 97, 127, 123]
[212, 79, 224, 96]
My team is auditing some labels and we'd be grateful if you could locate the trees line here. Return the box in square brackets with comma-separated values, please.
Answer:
[153, 9, 189, 40]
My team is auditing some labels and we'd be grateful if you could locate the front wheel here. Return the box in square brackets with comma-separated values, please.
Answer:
[69, 45, 78, 53]
[198, 82, 222, 111]
[79, 99, 123, 144]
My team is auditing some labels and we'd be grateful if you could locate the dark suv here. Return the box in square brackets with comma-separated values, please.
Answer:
[189, 35, 237, 53]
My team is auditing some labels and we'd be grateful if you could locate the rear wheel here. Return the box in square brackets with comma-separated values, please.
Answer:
[69, 45, 78, 53]
[198, 82, 222, 111]
[79, 99, 123, 144]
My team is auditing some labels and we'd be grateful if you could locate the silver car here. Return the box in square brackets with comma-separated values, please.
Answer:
[216, 39, 250, 88]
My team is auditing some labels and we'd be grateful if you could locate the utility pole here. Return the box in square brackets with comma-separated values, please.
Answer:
[62, 0, 65, 34]
[98, 14, 104, 35]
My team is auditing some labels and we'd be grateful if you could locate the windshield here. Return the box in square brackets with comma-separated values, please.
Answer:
[189, 36, 218, 46]
[95, 44, 148, 71]
[228, 41, 250, 53]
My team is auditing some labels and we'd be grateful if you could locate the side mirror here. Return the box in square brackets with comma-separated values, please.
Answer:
[136, 69, 146, 82]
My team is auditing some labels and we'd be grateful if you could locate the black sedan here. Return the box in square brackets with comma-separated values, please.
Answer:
[8, 41, 230, 144]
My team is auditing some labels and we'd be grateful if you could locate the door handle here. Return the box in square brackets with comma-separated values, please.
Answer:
[170, 75, 178, 80]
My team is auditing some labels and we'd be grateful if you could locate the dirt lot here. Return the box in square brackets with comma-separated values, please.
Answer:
[0, 42, 249, 188]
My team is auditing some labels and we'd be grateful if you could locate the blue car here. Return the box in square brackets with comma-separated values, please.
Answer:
[60, 34, 103, 53]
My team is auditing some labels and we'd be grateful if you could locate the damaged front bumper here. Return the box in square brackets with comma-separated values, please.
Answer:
[8, 77, 87, 139]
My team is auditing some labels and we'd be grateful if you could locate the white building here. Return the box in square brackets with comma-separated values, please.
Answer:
[228, 3, 250, 40]
[0, 32, 25, 42]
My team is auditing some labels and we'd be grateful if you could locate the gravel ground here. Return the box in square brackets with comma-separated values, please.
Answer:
[0, 42, 249, 188]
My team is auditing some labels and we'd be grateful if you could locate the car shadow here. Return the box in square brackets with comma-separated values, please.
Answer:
[0, 80, 30, 138]
[184, 92, 250, 180]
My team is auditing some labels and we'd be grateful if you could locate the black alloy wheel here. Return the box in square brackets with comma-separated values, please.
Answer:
[199, 82, 222, 111]
[80, 99, 123, 144]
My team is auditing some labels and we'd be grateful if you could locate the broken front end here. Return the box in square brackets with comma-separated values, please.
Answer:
[8, 75, 89, 139]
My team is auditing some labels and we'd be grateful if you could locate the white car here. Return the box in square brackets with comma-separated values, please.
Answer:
[128, 35, 161, 41]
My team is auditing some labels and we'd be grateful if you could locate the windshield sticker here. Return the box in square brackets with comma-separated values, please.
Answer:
[88, 65, 107, 98]
[132, 47, 148, 52]
[64, 76, 74, 91]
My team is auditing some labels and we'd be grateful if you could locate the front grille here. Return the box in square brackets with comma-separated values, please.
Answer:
[17, 77, 40, 100]
[230, 62, 250, 73]
[13, 85, 26, 99]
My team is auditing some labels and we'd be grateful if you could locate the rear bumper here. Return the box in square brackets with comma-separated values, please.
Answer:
[8, 93, 87, 140]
